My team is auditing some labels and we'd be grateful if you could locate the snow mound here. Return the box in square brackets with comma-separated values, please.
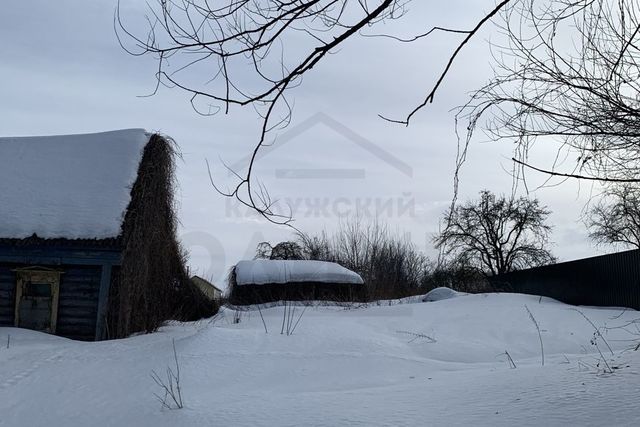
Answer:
[0, 129, 149, 239]
[1, 293, 639, 427]
[422, 287, 461, 302]
[235, 259, 364, 285]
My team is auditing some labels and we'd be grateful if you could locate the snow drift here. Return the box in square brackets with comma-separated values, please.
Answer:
[422, 286, 461, 302]
[1, 293, 639, 426]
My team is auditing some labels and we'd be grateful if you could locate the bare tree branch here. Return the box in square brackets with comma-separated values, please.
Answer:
[117, 0, 512, 222]
[513, 158, 640, 183]
[460, 0, 640, 186]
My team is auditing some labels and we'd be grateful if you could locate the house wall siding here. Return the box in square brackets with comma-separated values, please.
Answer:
[0, 265, 15, 326]
[0, 263, 103, 340]
[56, 265, 102, 341]
[0, 242, 120, 341]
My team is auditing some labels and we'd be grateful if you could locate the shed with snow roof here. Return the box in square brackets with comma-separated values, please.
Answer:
[191, 275, 223, 301]
[228, 259, 365, 304]
[0, 129, 213, 340]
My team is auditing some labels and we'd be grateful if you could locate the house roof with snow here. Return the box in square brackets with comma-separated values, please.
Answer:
[234, 259, 364, 286]
[191, 275, 223, 301]
[0, 129, 197, 340]
[0, 129, 150, 240]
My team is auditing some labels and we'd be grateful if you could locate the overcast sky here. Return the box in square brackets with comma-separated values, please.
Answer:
[0, 1, 611, 287]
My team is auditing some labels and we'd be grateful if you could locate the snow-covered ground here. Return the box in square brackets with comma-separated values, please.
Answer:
[1, 293, 639, 426]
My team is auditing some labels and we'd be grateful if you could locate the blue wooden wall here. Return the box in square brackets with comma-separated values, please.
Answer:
[0, 264, 104, 340]
[0, 243, 121, 341]
[0, 265, 13, 326]
[56, 266, 102, 340]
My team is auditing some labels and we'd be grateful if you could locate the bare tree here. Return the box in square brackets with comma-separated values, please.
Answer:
[254, 241, 274, 260]
[297, 230, 334, 262]
[462, 0, 640, 185]
[272, 241, 305, 260]
[254, 241, 304, 260]
[587, 184, 640, 249]
[116, 0, 511, 223]
[434, 190, 555, 276]
[424, 257, 491, 293]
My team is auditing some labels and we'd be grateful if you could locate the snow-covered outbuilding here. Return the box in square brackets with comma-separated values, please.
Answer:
[0, 129, 208, 340]
[191, 275, 223, 301]
[228, 259, 365, 304]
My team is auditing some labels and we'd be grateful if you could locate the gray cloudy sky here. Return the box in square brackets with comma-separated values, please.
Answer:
[0, 1, 608, 287]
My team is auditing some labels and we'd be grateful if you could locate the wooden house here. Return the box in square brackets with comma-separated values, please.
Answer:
[0, 129, 212, 340]
[228, 259, 365, 305]
[191, 275, 223, 301]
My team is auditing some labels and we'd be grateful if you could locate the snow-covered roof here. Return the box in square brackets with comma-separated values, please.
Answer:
[234, 260, 364, 286]
[0, 129, 150, 240]
[191, 276, 223, 293]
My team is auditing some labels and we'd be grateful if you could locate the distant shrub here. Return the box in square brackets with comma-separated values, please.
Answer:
[423, 257, 493, 294]
[297, 219, 433, 301]
[173, 278, 219, 322]
[254, 241, 305, 260]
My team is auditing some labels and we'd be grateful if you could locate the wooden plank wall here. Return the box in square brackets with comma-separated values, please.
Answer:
[0, 265, 14, 326]
[0, 263, 101, 341]
[56, 265, 101, 341]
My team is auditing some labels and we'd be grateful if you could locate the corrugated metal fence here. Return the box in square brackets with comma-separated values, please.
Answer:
[489, 249, 640, 310]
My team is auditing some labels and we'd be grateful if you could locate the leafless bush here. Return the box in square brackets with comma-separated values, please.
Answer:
[255, 241, 305, 260]
[297, 218, 432, 301]
[151, 339, 184, 410]
[281, 301, 308, 336]
[574, 309, 614, 356]
[297, 231, 334, 263]
[423, 257, 493, 293]
[502, 350, 517, 369]
[396, 330, 437, 344]
[173, 278, 220, 323]
[525, 304, 544, 366]
[574, 309, 615, 373]
[296, 217, 507, 299]
[232, 310, 241, 325]
[257, 305, 268, 334]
